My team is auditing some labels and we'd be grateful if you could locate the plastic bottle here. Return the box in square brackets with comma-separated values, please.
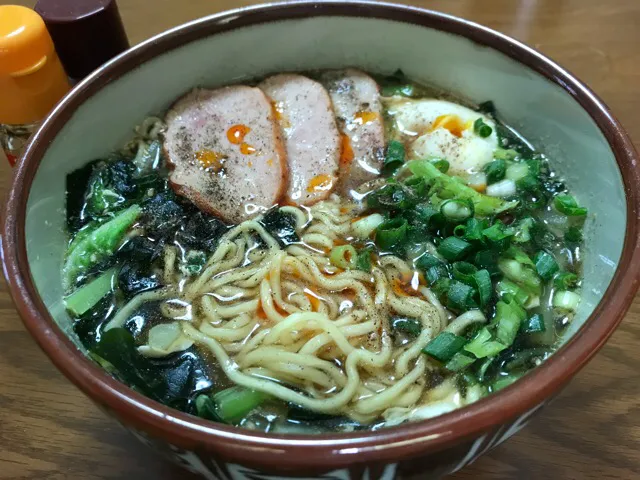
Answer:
[0, 5, 71, 166]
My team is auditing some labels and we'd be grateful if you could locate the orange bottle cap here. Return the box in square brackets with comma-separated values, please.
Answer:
[0, 5, 70, 125]
[0, 5, 53, 76]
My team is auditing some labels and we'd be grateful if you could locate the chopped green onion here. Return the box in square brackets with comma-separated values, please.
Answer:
[491, 374, 523, 392]
[513, 217, 535, 243]
[355, 247, 373, 272]
[505, 162, 529, 181]
[440, 199, 474, 222]
[330, 245, 357, 269]
[65, 268, 117, 316]
[451, 262, 477, 285]
[483, 159, 506, 184]
[391, 317, 422, 338]
[486, 179, 516, 198]
[433, 277, 452, 297]
[494, 148, 519, 161]
[447, 280, 478, 311]
[383, 140, 405, 175]
[445, 352, 476, 372]
[534, 251, 559, 280]
[553, 290, 581, 312]
[473, 249, 501, 276]
[425, 264, 449, 285]
[516, 175, 540, 193]
[554, 194, 587, 216]
[473, 269, 492, 307]
[504, 245, 535, 266]
[554, 271, 578, 289]
[482, 221, 514, 244]
[352, 213, 385, 239]
[430, 158, 450, 173]
[462, 218, 486, 242]
[565, 226, 583, 243]
[464, 327, 506, 358]
[404, 175, 428, 197]
[496, 279, 530, 306]
[210, 387, 269, 424]
[195, 394, 222, 422]
[498, 259, 541, 292]
[415, 252, 444, 271]
[375, 218, 408, 252]
[494, 297, 526, 346]
[407, 160, 518, 216]
[521, 313, 546, 334]
[474, 118, 493, 138]
[437, 236, 473, 261]
[423, 332, 467, 362]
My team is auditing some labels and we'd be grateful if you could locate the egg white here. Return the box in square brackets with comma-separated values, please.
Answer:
[384, 97, 499, 177]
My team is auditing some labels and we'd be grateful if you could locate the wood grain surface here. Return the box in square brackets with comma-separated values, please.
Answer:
[1, 0, 639, 478]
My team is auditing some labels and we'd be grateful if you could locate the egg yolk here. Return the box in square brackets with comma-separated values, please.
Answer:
[430, 114, 470, 138]
[307, 174, 333, 193]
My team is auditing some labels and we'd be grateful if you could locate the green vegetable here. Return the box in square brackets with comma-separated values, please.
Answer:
[482, 221, 514, 248]
[491, 374, 522, 392]
[407, 160, 518, 216]
[195, 394, 222, 422]
[63, 205, 141, 289]
[494, 148, 519, 161]
[494, 297, 526, 346]
[474, 118, 493, 138]
[391, 317, 422, 338]
[513, 217, 535, 243]
[415, 252, 444, 271]
[483, 159, 506, 184]
[404, 175, 428, 197]
[207, 387, 269, 424]
[440, 199, 474, 222]
[554, 271, 578, 289]
[516, 175, 540, 193]
[447, 280, 477, 311]
[565, 226, 583, 243]
[375, 218, 408, 252]
[461, 218, 486, 242]
[473, 249, 501, 275]
[521, 313, 546, 334]
[554, 194, 587, 216]
[425, 264, 449, 285]
[438, 237, 473, 261]
[496, 279, 530, 306]
[65, 268, 117, 316]
[445, 352, 476, 372]
[498, 259, 541, 293]
[182, 251, 207, 276]
[534, 251, 559, 280]
[330, 245, 358, 269]
[464, 327, 507, 358]
[473, 269, 492, 307]
[355, 247, 373, 272]
[383, 140, 405, 175]
[423, 332, 467, 362]
[430, 158, 450, 173]
[451, 261, 477, 285]
[553, 290, 581, 312]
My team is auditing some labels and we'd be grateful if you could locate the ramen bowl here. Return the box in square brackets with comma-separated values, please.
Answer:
[3, 1, 640, 478]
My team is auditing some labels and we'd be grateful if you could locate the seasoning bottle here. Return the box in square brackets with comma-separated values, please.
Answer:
[35, 0, 130, 84]
[0, 5, 71, 166]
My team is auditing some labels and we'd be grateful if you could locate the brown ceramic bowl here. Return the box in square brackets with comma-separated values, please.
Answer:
[3, 2, 640, 478]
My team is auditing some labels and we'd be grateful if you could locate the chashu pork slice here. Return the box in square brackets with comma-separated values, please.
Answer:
[259, 74, 341, 205]
[164, 86, 287, 223]
[320, 69, 386, 197]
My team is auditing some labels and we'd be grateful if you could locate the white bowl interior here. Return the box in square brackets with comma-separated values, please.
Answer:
[24, 15, 625, 346]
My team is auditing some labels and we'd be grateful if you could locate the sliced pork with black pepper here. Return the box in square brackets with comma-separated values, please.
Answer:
[320, 69, 386, 196]
[259, 74, 341, 205]
[163, 86, 287, 223]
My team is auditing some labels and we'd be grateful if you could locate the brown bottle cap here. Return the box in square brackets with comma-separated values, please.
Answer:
[34, 0, 130, 82]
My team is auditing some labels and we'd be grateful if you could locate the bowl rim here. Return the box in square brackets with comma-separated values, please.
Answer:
[3, 0, 640, 470]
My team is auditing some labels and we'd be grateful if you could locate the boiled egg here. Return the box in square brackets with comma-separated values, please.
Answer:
[384, 97, 498, 178]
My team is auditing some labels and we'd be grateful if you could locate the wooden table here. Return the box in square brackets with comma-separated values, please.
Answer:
[2, 0, 639, 478]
